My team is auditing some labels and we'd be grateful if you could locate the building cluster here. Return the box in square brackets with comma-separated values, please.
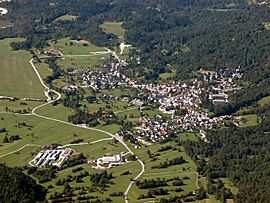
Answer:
[30, 148, 74, 168]
[81, 54, 138, 90]
[135, 116, 174, 142]
[204, 68, 242, 105]
[79, 55, 242, 143]
[171, 110, 224, 132]
[81, 70, 128, 90]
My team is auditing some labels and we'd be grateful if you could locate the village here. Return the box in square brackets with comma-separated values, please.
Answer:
[77, 51, 243, 143]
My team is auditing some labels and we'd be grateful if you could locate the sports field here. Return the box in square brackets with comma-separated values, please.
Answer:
[0, 38, 45, 99]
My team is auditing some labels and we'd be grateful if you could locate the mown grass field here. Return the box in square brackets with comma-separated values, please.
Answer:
[0, 100, 43, 112]
[47, 38, 106, 55]
[0, 38, 45, 99]
[58, 55, 109, 71]
[100, 22, 125, 40]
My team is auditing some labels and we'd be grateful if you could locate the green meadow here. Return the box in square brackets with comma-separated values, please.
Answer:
[100, 22, 126, 40]
[47, 38, 106, 55]
[0, 38, 45, 99]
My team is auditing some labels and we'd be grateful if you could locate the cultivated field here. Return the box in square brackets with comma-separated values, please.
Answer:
[0, 38, 45, 99]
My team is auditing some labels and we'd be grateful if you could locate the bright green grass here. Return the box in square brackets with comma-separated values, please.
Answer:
[129, 172, 198, 202]
[0, 100, 43, 112]
[0, 114, 109, 163]
[35, 103, 75, 122]
[127, 141, 198, 201]
[160, 71, 176, 80]
[54, 14, 78, 22]
[33, 61, 52, 80]
[258, 95, 270, 106]
[0, 38, 45, 99]
[177, 133, 198, 141]
[72, 140, 126, 159]
[49, 38, 106, 55]
[44, 160, 141, 202]
[58, 55, 109, 71]
[100, 22, 126, 39]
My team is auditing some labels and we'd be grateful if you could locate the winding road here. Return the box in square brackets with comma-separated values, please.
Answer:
[29, 54, 145, 202]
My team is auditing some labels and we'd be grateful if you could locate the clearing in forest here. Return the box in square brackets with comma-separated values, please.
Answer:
[100, 21, 126, 39]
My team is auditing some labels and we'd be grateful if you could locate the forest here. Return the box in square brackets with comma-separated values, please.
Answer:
[0, 164, 46, 203]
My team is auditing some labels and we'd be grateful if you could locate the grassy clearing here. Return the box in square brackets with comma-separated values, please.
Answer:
[177, 133, 198, 141]
[47, 38, 106, 55]
[58, 55, 109, 71]
[72, 140, 126, 160]
[0, 38, 45, 99]
[239, 114, 257, 127]
[33, 61, 52, 80]
[258, 95, 270, 106]
[54, 14, 78, 22]
[160, 70, 176, 80]
[100, 22, 125, 40]
[220, 178, 238, 195]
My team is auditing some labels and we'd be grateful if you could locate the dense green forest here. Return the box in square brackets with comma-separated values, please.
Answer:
[0, 164, 46, 203]
[184, 106, 270, 203]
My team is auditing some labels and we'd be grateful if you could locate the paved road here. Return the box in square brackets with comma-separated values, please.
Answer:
[29, 56, 145, 203]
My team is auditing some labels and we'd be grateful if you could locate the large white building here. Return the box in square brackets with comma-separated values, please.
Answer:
[95, 154, 125, 168]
